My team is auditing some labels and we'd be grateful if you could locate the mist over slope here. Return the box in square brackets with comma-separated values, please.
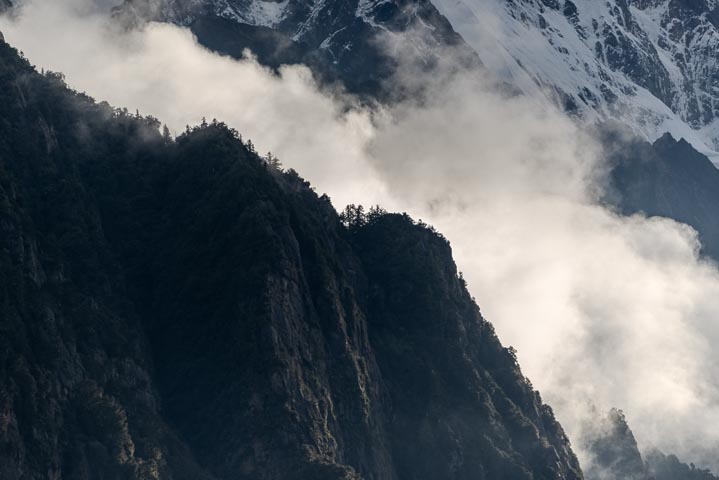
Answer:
[4, 0, 719, 476]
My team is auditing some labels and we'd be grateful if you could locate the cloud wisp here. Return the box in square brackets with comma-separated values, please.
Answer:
[4, 0, 719, 471]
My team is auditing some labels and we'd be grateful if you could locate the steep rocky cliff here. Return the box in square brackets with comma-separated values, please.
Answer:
[0, 37, 581, 479]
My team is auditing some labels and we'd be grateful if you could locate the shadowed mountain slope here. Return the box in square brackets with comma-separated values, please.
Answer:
[0, 37, 580, 480]
[602, 125, 719, 260]
[114, 0, 479, 100]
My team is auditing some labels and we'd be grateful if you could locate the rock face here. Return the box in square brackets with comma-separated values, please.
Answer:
[600, 125, 719, 260]
[0, 38, 581, 479]
[115, 0, 478, 99]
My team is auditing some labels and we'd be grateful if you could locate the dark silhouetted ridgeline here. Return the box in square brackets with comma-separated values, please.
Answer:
[0, 37, 579, 479]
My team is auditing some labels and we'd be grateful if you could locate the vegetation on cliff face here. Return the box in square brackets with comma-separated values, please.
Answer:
[583, 409, 650, 480]
[646, 450, 719, 480]
[584, 409, 719, 480]
[0, 38, 581, 479]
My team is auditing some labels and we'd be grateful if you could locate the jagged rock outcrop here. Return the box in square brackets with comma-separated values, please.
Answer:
[583, 409, 650, 480]
[0, 36, 580, 479]
[598, 124, 719, 260]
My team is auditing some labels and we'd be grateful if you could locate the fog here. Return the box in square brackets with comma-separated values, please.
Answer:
[3, 0, 719, 472]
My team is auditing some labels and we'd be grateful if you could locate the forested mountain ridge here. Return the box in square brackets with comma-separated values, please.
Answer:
[0, 36, 582, 479]
[584, 409, 719, 480]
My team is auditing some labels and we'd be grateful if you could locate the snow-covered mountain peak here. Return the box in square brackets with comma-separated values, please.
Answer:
[432, 0, 719, 162]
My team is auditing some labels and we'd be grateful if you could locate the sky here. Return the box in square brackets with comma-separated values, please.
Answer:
[3, 0, 719, 471]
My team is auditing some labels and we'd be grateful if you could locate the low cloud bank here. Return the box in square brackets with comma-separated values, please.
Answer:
[4, 0, 719, 471]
